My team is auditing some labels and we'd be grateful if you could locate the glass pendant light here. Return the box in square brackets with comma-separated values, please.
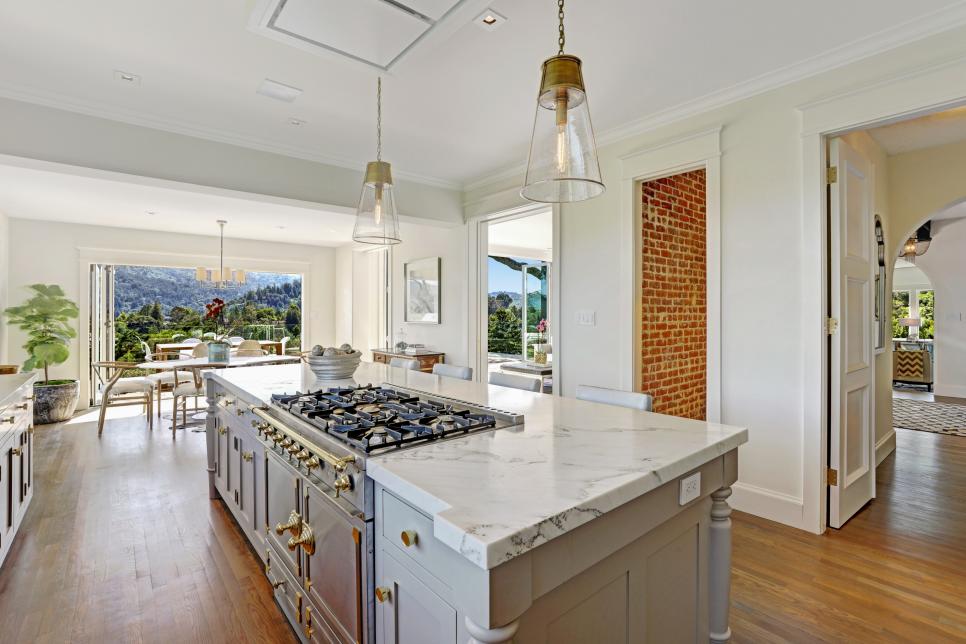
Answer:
[353, 77, 402, 245]
[521, 0, 604, 203]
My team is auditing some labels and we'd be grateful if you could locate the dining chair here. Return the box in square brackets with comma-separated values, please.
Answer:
[182, 337, 202, 345]
[171, 365, 212, 436]
[432, 363, 473, 381]
[228, 336, 245, 345]
[141, 341, 182, 416]
[280, 336, 291, 355]
[235, 339, 267, 357]
[389, 357, 421, 371]
[489, 371, 542, 393]
[575, 384, 653, 411]
[191, 343, 209, 358]
[93, 361, 154, 436]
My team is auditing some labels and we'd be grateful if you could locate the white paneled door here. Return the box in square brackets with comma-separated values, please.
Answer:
[828, 138, 876, 529]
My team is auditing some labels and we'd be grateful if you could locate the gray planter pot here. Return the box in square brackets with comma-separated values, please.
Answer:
[33, 380, 80, 425]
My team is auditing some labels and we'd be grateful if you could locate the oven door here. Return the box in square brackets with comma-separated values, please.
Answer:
[303, 481, 371, 644]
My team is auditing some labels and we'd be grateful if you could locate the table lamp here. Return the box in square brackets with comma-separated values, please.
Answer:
[899, 317, 920, 341]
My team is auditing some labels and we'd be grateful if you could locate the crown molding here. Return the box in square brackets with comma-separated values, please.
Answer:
[464, 3, 966, 192]
[0, 81, 461, 191]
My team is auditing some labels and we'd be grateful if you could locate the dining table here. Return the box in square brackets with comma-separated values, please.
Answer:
[137, 353, 300, 428]
[154, 339, 285, 358]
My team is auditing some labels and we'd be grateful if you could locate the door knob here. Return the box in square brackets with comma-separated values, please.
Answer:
[375, 586, 392, 603]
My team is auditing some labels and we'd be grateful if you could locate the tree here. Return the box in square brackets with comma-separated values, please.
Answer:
[918, 290, 935, 340]
[488, 306, 522, 355]
[285, 304, 301, 334]
[892, 291, 909, 339]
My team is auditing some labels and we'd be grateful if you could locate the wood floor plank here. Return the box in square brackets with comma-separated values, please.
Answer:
[0, 409, 295, 644]
[732, 428, 966, 643]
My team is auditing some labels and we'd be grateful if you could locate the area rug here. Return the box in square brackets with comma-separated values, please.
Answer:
[893, 398, 966, 437]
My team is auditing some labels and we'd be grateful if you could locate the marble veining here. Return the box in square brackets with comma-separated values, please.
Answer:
[208, 362, 748, 570]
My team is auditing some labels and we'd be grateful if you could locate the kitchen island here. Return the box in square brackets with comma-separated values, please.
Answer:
[204, 362, 747, 644]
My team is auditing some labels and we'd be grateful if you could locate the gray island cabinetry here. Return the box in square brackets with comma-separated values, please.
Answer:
[204, 362, 747, 644]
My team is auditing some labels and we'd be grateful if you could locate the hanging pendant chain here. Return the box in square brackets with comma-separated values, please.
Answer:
[376, 77, 382, 162]
[557, 0, 565, 55]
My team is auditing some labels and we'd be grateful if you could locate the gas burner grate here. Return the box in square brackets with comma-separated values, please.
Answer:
[270, 384, 499, 454]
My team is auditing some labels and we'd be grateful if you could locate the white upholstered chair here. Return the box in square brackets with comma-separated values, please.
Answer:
[489, 371, 542, 393]
[141, 341, 181, 416]
[235, 339, 267, 357]
[389, 357, 421, 371]
[93, 361, 154, 436]
[432, 363, 473, 381]
[575, 385, 653, 411]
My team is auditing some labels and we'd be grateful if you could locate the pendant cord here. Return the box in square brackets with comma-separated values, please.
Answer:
[219, 221, 225, 285]
[376, 77, 382, 162]
[557, 0, 565, 55]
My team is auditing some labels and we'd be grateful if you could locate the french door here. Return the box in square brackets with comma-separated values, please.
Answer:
[89, 264, 115, 406]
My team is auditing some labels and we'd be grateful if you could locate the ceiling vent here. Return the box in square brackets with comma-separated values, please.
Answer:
[257, 78, 304, 102]
[249, 0, 492, 72]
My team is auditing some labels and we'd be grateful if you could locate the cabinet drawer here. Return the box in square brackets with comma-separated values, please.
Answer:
[381, 491, 450, 575]
[372, 353, 388, 364]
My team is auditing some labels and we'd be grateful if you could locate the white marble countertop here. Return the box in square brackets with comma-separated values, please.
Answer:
[0, 373, 36, 406]
[208, 362, 748, 570]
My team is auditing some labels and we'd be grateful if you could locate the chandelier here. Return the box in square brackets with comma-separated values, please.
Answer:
[899, 222, 931, 264]
[196, 220, 246, 287]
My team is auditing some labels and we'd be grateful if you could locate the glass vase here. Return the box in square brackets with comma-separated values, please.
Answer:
[208, 341, 231, 363]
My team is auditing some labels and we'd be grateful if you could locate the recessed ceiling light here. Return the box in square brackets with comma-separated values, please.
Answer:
[145, 210, 158, 215]
[114, 70, 141, 85]
[257, 78, 303, 103]
[276, 225, 287, 230]
[474, 9, 507, 31]
[287, 117, 306, 126]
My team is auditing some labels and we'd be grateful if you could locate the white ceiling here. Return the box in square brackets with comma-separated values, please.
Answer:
[0, 160, 358, 246]
[2, 1, 965, 188]
[867, 105, 966, 154]
[488, 209, 552, 253]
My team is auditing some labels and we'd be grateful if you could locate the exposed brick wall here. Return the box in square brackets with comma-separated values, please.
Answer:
[641, 170, 707, 420]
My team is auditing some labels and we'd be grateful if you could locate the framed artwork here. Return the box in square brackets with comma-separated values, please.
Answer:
[404, 257, 441, 324]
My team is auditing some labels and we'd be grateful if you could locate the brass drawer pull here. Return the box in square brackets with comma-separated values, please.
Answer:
[271, 579, 286, 590]
[304, 606, 313, 638]
[11, 447, 22, 456]
[241, 451, 254, 462]
[217, 426, 227, 436]
[400, 530, 418, 547]
[1, 416, 15, 424]
[236, 407, 246, 416]
[14, 403, 28, 410]
[375, 586, 391, 603]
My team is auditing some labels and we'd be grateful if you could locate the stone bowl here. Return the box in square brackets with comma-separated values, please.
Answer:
[302, 350, 362, 380]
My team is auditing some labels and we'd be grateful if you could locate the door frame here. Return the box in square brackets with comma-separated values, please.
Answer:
[466, 203, 560, 390]
[799, 56, 966, 534]
[77, 246, 310, 410]
[618, 127, 722, 422]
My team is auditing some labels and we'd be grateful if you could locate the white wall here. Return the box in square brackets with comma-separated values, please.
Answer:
[892, 265, 932, 291]
[334, 245, 354, 347]
[0, 210, 8, 365]
[5, 218, 336, 405]
[464, 25, 966, 531]
[917, 217, 966, 398]
[390, 222, 468, 368]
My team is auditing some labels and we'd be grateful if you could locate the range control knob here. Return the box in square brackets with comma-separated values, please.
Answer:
[333, 474, 353, 498]
[295, 449, 311, 462]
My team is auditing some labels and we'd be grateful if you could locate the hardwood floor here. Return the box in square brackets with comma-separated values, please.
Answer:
[3, 408, 964, 643]
[0, 407, 296, 644]
[731, 428, 966, 643]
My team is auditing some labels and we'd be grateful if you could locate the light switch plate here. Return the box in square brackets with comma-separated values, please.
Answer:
[679, 472, 701, 506]
[576, 310, 596, 326]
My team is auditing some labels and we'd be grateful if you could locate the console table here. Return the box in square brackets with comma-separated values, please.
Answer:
[372, 349, 445, 373]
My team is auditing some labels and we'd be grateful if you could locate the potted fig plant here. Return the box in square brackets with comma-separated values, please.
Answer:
[3, 284, 80, 424]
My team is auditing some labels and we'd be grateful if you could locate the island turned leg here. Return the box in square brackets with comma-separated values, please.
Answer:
[466, 616, 519, 644]
[709, 486, 733, 644]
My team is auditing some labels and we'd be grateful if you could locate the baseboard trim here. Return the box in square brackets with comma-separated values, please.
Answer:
[933, 384, 966, 399]
[730, 481, 805, 530]
[876, 430, 896, 466]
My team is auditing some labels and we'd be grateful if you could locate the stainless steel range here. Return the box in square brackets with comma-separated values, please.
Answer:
[205, 379, 522, 644]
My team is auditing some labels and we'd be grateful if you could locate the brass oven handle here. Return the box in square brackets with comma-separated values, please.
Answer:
[287, 524, 316, 556]
[251, 407, 356, 472]
[275, 510, 302, 536]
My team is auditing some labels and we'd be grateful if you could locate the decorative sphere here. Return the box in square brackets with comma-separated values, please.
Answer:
[311, 345, 324, 356]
